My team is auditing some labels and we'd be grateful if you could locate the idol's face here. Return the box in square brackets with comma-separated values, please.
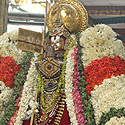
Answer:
[49, 27, 70, 52]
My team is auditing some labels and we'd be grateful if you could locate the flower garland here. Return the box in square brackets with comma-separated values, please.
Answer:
[0, 81, 13, 120]
[0, 29, 18, 43]
[65, 46, 78, 124]
[105, 116, 125, 125]
[0, 30, 26, 64]
[72, 45, 87, 124]
[8, 87, 23, 124]
[65, 35, 88, 124]
[8, 29, 18, 42]
[80, 24, 125, 67]
[0, 56, 20, 88]
[0, 29, 33, 125]
[63, 35, 82, 124]
[91, 75, 125, 124]
[77, 34, 96, 125]
[99, 107, 124, 125]
[14, 54, 38, 125]
[84, 56, 125, 95]
[0, 52, 34, 125]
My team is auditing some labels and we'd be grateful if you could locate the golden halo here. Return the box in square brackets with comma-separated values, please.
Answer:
[47, 0, 88, 33]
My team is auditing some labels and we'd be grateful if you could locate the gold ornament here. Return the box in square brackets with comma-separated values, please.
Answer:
[38, 57, 60, 78]
[47, 0, 88, 33]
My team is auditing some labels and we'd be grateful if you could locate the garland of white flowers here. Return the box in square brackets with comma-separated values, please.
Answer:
[0, 29, 18, 43]
[80, 24, 125, 67]
[14, 53, 39, 125]
[105, 116, 125, 125]
[91, 74, 125, 125]
[0, 30, 26, 64]
[65, 46, 78, 124]
[0, 81, 13, 120]
[0, 30, 26, 121]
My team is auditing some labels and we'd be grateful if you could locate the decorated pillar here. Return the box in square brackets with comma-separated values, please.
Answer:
[0, 0, 9, 35]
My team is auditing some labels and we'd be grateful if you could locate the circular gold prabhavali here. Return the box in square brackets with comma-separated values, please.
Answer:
[47, 0, 88, 33]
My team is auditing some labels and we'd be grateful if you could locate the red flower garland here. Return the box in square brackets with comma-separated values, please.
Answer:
[84, 56, 125, 95]
[0, 56, 20, 88]
[72, 46, 87, 124]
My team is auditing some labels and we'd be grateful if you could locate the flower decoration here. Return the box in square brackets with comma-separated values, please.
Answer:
[65, 35, 78, 124]
[0, 29, 26, 64]
[65, 46, 78, 124]
[0, 52, 34, 125]
[8, 29, 18, 42]
[79, 24, 125, 124]
[0, 56, 20, 88]
[0, 81, 13, 120]
[72, 46, 87, 124]
[105, 117, 125, 125]
[91, 75, 125, 124]
[14, 56, 38, 125]
[0, 24, 124, 125]
[84, 56, 125, 95]
[65, 44, 87, 125]
[77, 34, 96, 125]
[8, 87, 23, 125]
[80, 24, 125, 67]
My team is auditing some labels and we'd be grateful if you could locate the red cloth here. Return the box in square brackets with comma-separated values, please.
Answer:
[23, 104, 70, 125]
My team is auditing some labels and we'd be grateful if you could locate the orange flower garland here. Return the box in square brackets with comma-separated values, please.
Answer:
[84, 56, 125, 95]
[0, 56, 20, 88]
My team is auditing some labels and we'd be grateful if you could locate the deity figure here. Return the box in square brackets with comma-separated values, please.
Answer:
[26, 0, 88, 124]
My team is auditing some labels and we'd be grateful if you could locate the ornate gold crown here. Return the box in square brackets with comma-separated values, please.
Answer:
[47, 0, 88, 33]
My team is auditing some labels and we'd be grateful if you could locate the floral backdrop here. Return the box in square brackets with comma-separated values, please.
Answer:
[0, 24, 124, 125]
[79, 24, 125, 125]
